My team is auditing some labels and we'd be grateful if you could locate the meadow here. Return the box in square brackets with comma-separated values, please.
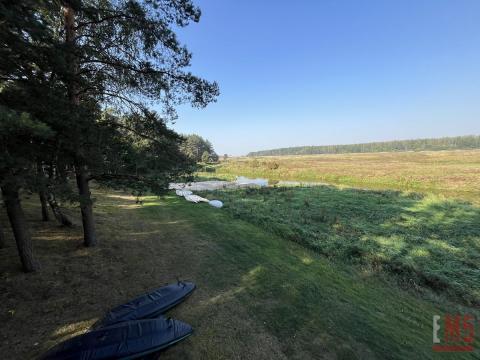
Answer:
[1, 149, 480, 359]
[206, 186, 480, 306]
[1, 190, 478, 359]
[199, 150, 480, 203]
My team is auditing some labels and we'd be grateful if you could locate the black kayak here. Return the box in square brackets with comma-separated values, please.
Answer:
[93, 281, 196, 329]
[40, 317, 192, 360]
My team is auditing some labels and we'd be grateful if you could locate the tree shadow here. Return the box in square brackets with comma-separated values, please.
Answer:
[0, 191, 206, 359]
[1, 187, 478, 359]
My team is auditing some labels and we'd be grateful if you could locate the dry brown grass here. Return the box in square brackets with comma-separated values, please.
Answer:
[0, 190, 285, 359]
[207, 150, 480, 203]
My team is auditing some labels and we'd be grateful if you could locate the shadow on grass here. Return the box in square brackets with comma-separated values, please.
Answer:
[168, 197, 478, 360]
[1, 188, 478, 360]
[0, 191, 207, 359]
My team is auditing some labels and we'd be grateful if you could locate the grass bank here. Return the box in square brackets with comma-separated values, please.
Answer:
[206, 186, 480, 306]
[1, 189, 478, 359]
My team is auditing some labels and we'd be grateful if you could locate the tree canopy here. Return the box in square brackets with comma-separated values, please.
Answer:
[180, 134, 218, 162]
[248, 135, 480, 157]
[0, 0, 218, 271]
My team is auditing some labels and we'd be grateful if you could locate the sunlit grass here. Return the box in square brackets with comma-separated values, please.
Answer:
[140, 195, 479, 359]
[200, 150, 480, 203]
[205, 185, 480, 306]
[3, 187, 478, 359]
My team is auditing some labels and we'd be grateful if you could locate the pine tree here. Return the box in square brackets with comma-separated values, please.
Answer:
[180, 134, 217, 162]
[201, 151, 210, 163]
[0, 219, 6, 249]
[1, 0, 218, 256]
[57, 0, 218, 246]
[0, 107, 52, 271]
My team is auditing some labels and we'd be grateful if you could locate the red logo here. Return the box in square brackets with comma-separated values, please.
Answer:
[433, 314, 476, 352]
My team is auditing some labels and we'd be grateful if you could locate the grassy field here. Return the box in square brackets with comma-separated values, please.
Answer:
[206, 186, 480, 306]
[1, 189, 479, 359]
[199, 150, 480, 203]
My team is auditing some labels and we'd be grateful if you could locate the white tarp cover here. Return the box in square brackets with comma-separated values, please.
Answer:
[170, 177, 266, 208]
[169, 180, 234, 191]
[277, 180, 328, 187]
[208, 200, 223, 208]
[175, 189, 193, 196]
[169, 177, 268, 192]
[184, 194, 209, 203]
[235, 176, 268, 187]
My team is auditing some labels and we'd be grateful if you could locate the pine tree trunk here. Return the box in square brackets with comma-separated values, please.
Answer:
[0, 197, 5, 248]
[63, 4, 79, 103]
[1, 184, 40, 272]
[47, 193, 73, 227]
[64, 4, 96, 246]
[0, 220, 6, 248]
[75, 164, 96, 247]
[39, 190, 50, 221]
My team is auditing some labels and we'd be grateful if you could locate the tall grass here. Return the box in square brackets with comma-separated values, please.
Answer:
[207, 185, 480, 305]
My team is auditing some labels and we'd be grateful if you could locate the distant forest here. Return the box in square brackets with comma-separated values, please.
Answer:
[247, 135, 480, 157]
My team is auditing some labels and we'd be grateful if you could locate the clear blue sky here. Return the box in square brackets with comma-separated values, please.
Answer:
[171, 0, 480, 156]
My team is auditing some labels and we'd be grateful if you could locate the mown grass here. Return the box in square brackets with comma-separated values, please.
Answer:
[2, 190, 478, 359]
[197, 150, 480, 203]
[205, 186, 480, 306]
[141, 195, 479, 359]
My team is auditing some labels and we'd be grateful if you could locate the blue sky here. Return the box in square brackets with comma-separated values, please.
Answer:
[172, 0, 480, 156]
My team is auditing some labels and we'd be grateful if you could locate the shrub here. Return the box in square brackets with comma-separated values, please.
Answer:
[266, 161, 280, 170]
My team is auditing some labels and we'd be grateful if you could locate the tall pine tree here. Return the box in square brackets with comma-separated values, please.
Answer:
[1, 0, 218, 267]
[59, 0, 218, 246]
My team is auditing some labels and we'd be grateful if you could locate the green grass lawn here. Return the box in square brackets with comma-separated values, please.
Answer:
[205, 186, 480, 306]
[144, 194, 479, 359]
[2, 190, 479, 359]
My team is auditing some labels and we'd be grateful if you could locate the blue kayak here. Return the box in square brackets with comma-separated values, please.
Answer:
[40, 317, 192, 360]
[93, 281, 196, 329]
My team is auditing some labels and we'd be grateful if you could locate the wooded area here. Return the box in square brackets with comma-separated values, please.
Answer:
[248, 135, 480, 156]
[0, 0, 218, 272]
[181, 134, 218, 163]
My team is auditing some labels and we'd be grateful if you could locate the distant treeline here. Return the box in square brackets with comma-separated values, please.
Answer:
[247, 135, 480, 157]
